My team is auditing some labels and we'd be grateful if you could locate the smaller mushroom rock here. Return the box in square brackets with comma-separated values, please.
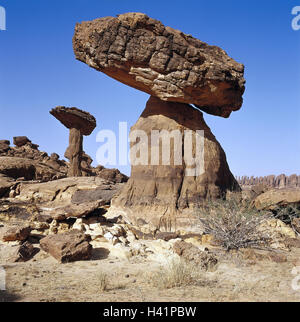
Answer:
[50, 106, 97, 177]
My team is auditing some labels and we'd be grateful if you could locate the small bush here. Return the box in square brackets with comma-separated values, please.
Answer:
[97, 271, 108, 292]
[152, 258, 200, 289]
[195, 199, 272, 251]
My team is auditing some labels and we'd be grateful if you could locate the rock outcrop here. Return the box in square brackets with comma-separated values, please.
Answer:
[0, 138, 128, 184]
[237, 174, 300, 189]
[73, 12, 245, 118]
[0, 157, 65, 181]
[15, 177, 125, 220]
[50, 106, 97, 177]
[110, 96, 240, 232]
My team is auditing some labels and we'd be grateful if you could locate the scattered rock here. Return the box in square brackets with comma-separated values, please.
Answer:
[0, 241, 37, 263]
[173, 240, 218, 270]
[0, 225, 31, 242]
[40, 230, 92, 263]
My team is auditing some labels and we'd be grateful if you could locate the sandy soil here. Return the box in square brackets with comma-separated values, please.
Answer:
[1, 245, 300, 302]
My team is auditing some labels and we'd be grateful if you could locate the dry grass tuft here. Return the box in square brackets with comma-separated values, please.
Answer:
[151, 258, 202, 289]
[97, 271, 109, 292]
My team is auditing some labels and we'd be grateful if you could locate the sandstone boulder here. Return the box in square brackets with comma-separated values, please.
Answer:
[40, 230, 92, 263]
[254, 188, 300, 211]
[73, 12, 245, 118]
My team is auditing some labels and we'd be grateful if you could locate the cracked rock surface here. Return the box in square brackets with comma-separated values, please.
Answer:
[73, 12, 245, 117]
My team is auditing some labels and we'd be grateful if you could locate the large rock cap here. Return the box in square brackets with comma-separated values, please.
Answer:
[73, 12, 245, 117]
[50, 106, 97, 135]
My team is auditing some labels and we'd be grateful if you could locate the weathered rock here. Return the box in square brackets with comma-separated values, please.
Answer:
[16, 177, 122, 205]
[0, 225, 31, 242]
[292, 218, 300, 234]
[258, 218, 296, 240]
[254, 188, 300, 211]
[237, 174, 300, 189]
[73, 12, 245, 118]
[46, 200, 105, 220]
[0, 202, 34, 224]
[50, 106, 97, 177]
[95, 166, 129, 183]
[0, 175, 15, 198]
[0, 241, 37, 263]
[173, 240, 218, 270]
[0, 157, 65, 181]
[0, 140, 10, 153]
[15, 177, 124, 219]
[240, 248, 287, 263]
[13, 136, 31, 147]
[40, 230, 92, 263]
[110, 96, 240, 232]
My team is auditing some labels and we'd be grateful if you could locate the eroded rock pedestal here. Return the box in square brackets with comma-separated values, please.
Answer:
[73, 12, 244, 232]
[110, 96, 240, 232]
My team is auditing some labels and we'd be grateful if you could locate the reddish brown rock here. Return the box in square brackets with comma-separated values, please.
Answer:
[13, 136, 31, 147]
[50, 106, 97, 177]
[40, 230, 92, 263]
[73, 12, 245, 118]
[0, 225, 31, 242]
[0, 140, 10, 153]
[110, 96, 240, 232]
[173, 240, 218, 270]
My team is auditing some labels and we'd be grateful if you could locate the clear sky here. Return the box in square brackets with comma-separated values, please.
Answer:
[0, 0, 299, 177]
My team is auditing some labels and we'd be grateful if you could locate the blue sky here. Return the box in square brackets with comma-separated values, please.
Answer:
[0, 0, 299, 177]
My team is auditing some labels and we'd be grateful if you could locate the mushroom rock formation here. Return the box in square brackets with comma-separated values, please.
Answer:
[50, 106, 96, 177]
[73, 12, 245, 118]
[73, 13, 245, 232]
